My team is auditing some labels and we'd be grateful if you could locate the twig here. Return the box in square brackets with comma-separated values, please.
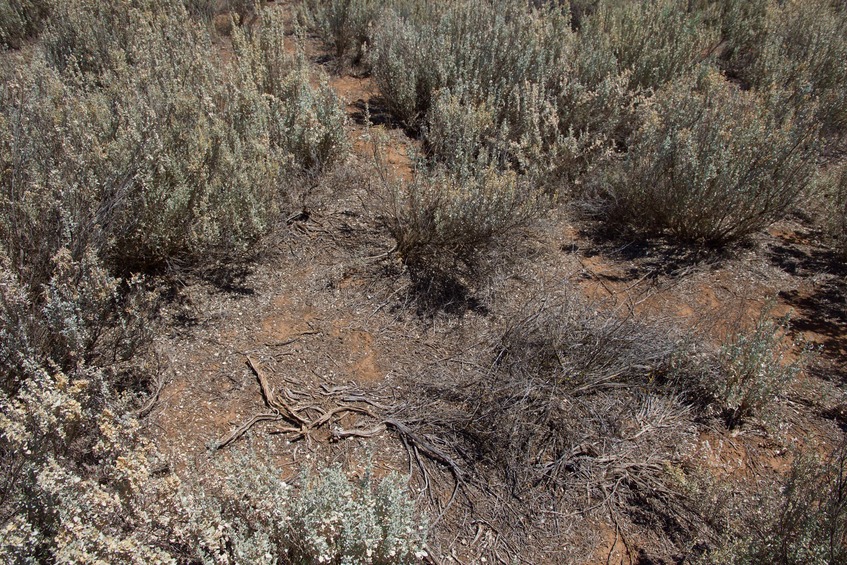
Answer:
[214, 413, 284, 450]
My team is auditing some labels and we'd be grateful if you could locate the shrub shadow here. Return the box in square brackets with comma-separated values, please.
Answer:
[767, 239, 847, 382]
[570, 225, 726, 283]
[405, 267, 489, 318]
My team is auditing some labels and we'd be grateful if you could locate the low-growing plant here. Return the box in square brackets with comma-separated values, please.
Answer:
[702, 445, 847, 564]
[593, 68, 818, 245]
[182, 0, 258, 24]
[184, 454, 428, 564]
[818, 163, 847, 256]
[233, 9, 349, 172]
[701, 311, 802, 428]
[726, 0, 847, 135]
[370, 0, 571, 130]
[577, 0, 719, 92]
[1, 0, 346, 281]
[0, 247, 177, 563]
[369, 0, 629, 182]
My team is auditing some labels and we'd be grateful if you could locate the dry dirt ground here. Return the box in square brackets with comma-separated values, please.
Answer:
[146, 3, 847, 563]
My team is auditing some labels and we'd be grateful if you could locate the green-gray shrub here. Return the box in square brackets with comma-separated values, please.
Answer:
[299, 0, 383, 68]
[1, 0, 346, 281]
[379, 164, 541, 279]
[724, 0, 847, 134]
[0, 0, 49, 48]
[595, 69, 818, 245]
[0, 247, 176, 563]
[370, 0, 628, 181]
[233, 9, 349, 172]
[370, 0, 571, 130]
[704, 447, 847, 564]
[698, 311, 802, 428]
[577, 0, 719, 92]
[185, 455, 428, 564]
[817, 162, 847, 257]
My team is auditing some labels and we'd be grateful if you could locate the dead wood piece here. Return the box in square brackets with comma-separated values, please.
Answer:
[331, 423, 387, 439]
[215, 412, 285, 450]
[247, 355, 310, 426]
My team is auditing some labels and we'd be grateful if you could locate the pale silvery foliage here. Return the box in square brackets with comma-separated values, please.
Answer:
[1, 0, 347, 278]
[739, 0, 847, 133]
[185, 454, 428, 565]
[598, 68, 817, 245]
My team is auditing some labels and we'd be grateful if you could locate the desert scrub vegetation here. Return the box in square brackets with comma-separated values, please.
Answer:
[691, 445, 847, 564]
[576, 0, 719, 92]
[0, 246, 177, 562]
[1, 0, 346, 281]
[299, 0, 385, 70]
[185, 453, 428, 564]
[819, 163, 847, 256]
[377, 162, 543, 300]
[593, 69, 818, 245]
[0, 0, 382, 561]
[367, 0, 633, 182]
[0, 0, 49, 48]
[311, 0, 718, 181]
[694, 311, 803, 428]
[720, 0, 847, 135]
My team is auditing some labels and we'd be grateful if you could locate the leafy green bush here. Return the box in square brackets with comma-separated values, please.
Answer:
[594, 69, 818, 245]
[185, 455, 428, 564]
[0, 0, 49, 48]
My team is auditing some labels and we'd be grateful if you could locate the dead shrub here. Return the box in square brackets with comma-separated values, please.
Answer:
[386, 291, 707, 558]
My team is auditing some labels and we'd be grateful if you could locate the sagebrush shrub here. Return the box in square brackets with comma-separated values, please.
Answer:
[233, 9, 349, 172]
[0, 0, 49, 48]
[819, 163, 847, 256]
[370, 0, 571, 129]
[726, 0, 847, 134]
[595, 69, 818, 245]
[704, 446, 847, 564]
[0, 247, 176, 563]
[577, 0, 718, 92]
[299, 0, 383, 68]
[379, 164, 541, 280]
[697, 312, 802, 428]
[185, 454, 428, 564]
[1, 0, 346, 279]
